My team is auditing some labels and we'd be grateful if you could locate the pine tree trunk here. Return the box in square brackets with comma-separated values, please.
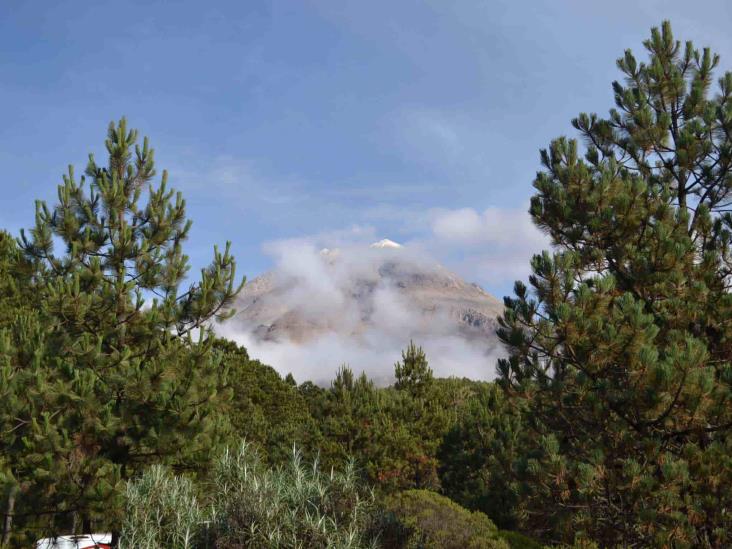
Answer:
[1, 486, 17, 547]
[82, 515, 92, 535]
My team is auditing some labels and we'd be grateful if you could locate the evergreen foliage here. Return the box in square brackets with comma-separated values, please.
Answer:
[370, 371, 451, 492]
[320, 365, 380, 466]
[1, 119, 243, 543]
[215, 339, 321, 464]
[0, 232, 34, 328]
[302, 354, 464, 494]
[497, 21, 732, 546]
[0, 232, 43, 546]
[394, 341, 433, 399]
[438, 383, 526, 530]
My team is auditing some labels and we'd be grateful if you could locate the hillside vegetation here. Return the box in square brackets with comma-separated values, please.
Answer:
[3, 21, 732, 548]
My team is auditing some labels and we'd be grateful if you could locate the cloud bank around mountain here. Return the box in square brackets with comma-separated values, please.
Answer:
[217, 237, 499, 384]
[215, 207, 550, 385]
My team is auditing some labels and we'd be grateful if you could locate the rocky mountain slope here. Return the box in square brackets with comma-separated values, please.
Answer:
[228, 240, 504, 357]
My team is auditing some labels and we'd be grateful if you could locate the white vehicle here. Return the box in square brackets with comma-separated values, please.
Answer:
[35, 533, 112, 549]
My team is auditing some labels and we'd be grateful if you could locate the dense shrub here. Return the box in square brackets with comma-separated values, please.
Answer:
[381, 489, 509, 549]
[302, 363, 485, 495]
[495, 530, 544, 549]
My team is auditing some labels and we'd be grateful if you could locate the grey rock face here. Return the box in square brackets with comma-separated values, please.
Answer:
[229, 243, 503, 350]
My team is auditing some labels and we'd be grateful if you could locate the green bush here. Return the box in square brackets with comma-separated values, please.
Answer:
[381, 489, 509, 549]
[496, 530, 544, 549]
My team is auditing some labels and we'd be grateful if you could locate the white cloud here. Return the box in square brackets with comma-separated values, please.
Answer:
[426, 205, 551, 287]
[403, 109, 462, 160]
[431, 205, 546, 247]
[392, 108, 497, 177]
[431, 207, 484, 241]
[210, 205, 549, 385]
[219, 327, 496, 386]
[173, 155, 306, 207]
[216, 235, 504, 385]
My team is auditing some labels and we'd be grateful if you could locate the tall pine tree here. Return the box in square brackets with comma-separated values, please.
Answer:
[498, 22, 732, 546]
[3, 119, 244, 543]
[394, 341, 433, 399]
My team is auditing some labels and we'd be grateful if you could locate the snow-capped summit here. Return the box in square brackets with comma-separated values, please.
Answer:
[229, 241, 502, 354]
[369, 238, 403, 249]
[223, 238, 506, 382]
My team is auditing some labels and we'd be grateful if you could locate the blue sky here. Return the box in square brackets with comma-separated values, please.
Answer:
[2, 0, 731, 299]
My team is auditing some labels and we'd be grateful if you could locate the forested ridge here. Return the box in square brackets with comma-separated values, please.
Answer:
[3, 21, 732, 548]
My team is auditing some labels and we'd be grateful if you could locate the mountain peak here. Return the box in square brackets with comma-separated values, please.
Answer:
[227, 243, 504, 383]
[370, 238, 402, 249]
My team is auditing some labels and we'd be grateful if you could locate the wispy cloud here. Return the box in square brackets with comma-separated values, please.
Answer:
[425, 205, 550, 288]
[214, 204, 550, 383]
[430, 205, 547, 248]
[173, 156, 307, 207]
[217, 235, 505, 384]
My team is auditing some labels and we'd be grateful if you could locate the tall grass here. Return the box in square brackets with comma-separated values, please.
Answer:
[119, 464, 204, 549]
[210, 442, 379, 548]
[119, 442, 379, 548]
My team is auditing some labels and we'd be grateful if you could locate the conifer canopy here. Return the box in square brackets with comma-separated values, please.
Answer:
[498, 21, 732, 547]
[2, 119, 244, 542]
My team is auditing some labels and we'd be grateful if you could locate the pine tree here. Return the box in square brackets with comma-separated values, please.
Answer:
[374, 344, 450, 491]
[0, 232, 44, 546]
[319, 365, 378, 465]
[0, 232, 34, 328]
[438, 383, 526, 530]
[394, 341, 433, 399]
[4, 118, 244, 541]
[498, 22, 732, 546]
[215, 339, 321, 465]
